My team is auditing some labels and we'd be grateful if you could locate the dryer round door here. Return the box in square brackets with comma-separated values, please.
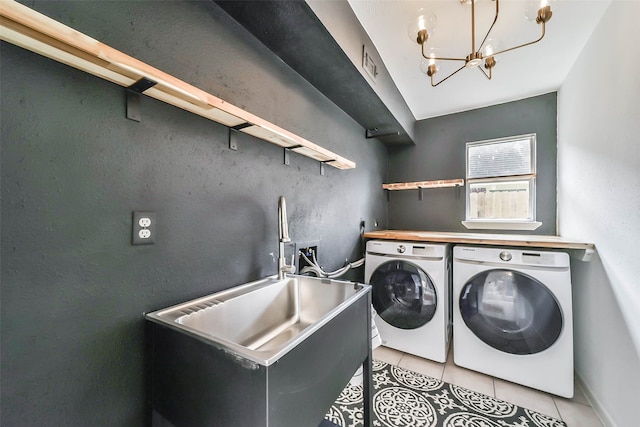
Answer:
[370, 260, 437, 330]
[459, 269, 563, 355]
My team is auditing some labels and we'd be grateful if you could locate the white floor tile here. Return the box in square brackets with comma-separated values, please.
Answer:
[442, 362, 495, 397]
[554, 398, 604, 427]
[373, 345, 403, 366]
[494, 378, 561, 419]
[397, 353, 446, 380]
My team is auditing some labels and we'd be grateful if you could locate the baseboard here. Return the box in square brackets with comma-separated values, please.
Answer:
[575, 371, 615, 427]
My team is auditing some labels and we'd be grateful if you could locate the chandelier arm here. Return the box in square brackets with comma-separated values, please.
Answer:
[478, 66, 492, 80]
[478, 0, 500, 54]
[492, 22, 546, 57]
[430, 56, 467, 62]
[421, 43, 466, 62]
[431, 65, 466, 87]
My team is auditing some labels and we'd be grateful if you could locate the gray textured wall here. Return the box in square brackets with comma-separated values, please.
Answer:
[387, 92, 557, 235]
[0, 1, 387, 425]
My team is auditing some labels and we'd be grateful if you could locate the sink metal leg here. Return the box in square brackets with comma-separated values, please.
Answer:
[362, 293, 373, 427]
[362, 355, 372, 427]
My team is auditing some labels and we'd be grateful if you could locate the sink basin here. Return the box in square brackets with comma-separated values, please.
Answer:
[146, 274, 370, 366]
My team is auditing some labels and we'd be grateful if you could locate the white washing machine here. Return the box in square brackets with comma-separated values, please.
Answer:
[453, 245, 574, 398]
[365, 240, 451, 363]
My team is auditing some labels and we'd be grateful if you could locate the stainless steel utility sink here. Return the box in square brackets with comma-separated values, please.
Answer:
[146, 274, 370, 366]
[146, 274, 372, 427]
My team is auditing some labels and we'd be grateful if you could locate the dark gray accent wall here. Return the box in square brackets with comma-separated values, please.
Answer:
[0, 1, 387, 425]
[388, 92, 557, 235]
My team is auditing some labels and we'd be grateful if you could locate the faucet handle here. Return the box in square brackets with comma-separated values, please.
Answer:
[278, 196, 291, 242]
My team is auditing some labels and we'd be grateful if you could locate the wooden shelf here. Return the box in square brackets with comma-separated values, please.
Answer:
[363, 230, 595, 251]
[382, 179, 464, 190]
[0, 0, 355, 170]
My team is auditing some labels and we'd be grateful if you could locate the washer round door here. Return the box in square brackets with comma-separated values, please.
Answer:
[370, 260, 437, 330]
[459, 269, 563, 355]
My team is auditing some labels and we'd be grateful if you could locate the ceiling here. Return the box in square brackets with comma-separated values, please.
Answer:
[346, 0, 611, 120]
[215, 1, 610, 145]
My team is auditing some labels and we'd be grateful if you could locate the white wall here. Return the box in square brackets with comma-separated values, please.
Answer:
[557, 1, 640, 425]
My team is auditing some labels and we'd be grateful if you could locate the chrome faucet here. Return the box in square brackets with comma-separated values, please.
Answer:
[278, 196, 295, 279]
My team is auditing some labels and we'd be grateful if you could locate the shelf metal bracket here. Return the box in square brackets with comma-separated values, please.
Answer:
[365, 128, 400, 139]
[228, 130, 238, 151]
[283, 145, 302, 166]
[571, 248, 595, 262]
[126, 77, 157, 122]
[229, 123, 252, 151]
[320, 160, 333, 176]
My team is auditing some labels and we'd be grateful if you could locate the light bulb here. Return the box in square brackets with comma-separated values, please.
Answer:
[420, 58, 438, 74]
[420, 48, 439, 75]
[420, 60, 438, 77]
[482, 39, 502, 57]
[407, 9, 437, 44]
[525, 0, 553, 22]
[536, 0, 553, 23]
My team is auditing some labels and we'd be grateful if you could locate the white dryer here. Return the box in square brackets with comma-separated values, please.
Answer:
[365, 240, 451, 363]
[453, 245, 574, 398]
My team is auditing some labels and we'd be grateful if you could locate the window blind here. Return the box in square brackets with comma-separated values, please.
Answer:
[467, 138, 533, 179]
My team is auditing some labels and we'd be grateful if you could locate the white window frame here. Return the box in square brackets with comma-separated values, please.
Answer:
[462, 134, 542, 231]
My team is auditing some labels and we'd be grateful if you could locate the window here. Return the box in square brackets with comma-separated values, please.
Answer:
[463, 134, 541, 230]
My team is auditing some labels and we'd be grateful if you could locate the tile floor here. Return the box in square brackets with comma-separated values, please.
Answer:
[373, 345, 604, 427]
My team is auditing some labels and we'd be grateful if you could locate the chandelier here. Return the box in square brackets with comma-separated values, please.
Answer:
[409, 0, 553, 87]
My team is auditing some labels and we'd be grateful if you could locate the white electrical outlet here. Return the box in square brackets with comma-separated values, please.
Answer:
[132, 212, 155, 245]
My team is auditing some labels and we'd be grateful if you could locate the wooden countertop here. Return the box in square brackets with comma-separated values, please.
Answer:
[363, 230, 595, 251]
